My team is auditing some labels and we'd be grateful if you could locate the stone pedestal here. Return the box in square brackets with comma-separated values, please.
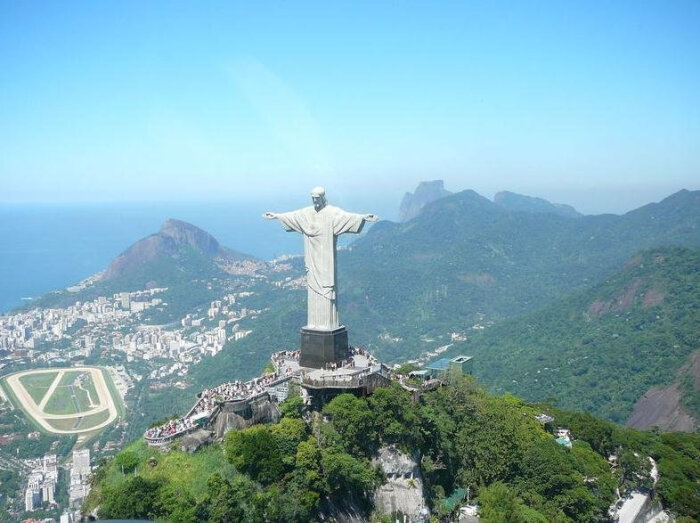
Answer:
[300, 326, 349, 369]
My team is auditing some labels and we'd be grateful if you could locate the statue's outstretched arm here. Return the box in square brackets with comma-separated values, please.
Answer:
[264, 210, 306, 234]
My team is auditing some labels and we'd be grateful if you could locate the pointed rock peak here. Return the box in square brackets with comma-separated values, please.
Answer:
[399, 180, 453, 222]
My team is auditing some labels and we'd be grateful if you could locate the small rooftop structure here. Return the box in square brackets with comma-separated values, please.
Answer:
[424, 355, 473, 378]
[408, 369, 431, 380]
[556, 437, 573, 448]
[426, 358, 451, 372]
[443, 487, 468, 512]
[555, 428, 573, 448]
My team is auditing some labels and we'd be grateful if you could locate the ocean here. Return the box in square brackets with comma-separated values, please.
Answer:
[0, 198, 396, 313]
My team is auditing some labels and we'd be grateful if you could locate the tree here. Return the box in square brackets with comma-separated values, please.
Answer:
[201, 472, 261, 522]
[321, 449, 380, 497]
[156, 483, 198, 523]
[368, 385, 420, 447]
[294, 437, 325, 493]
[618, 450, 652, 490]
[271, 417, 308, 466]
[322, 393, 378, 455]
[99, 476, 163, 520]
[477, 482, 548, 523]
[280, 395, 305, 419]
[113, 450, 140, 474]
[226, 426, 284, 485]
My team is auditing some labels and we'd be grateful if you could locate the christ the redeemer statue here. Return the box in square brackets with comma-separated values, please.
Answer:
[264, 187, 377, 332]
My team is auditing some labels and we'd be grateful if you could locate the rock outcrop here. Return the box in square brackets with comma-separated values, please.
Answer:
[213, 394, 281, 439]
[180, 429, 214, 453]
[627, 349, 700, 432]
[399, 180, 452, 222]
[371, 445, 427, 521]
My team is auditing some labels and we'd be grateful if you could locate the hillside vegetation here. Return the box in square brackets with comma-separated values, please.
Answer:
[444, 247, 700, 425]
[339, 189, 700, 358]
[85, 379, 700, 521]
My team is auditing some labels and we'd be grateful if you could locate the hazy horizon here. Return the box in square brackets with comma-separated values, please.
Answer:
[2, 2, 698, 215]
[0, 183, 695, 217]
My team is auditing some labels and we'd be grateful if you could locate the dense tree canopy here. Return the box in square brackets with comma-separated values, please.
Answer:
[85, 378, 700, 521]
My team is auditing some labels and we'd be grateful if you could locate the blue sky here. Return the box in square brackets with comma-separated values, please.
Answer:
[1, 1, 698, 214]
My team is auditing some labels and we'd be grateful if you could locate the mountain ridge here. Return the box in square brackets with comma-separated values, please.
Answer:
[442, 246, 700, 426]
[494, 190, 582, 217]
[337, 188, 700, 360]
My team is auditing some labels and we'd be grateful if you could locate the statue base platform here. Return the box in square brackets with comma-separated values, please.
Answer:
[300, 326, 349, 369]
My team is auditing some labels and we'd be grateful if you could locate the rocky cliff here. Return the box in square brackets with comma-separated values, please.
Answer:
[371, 445, 427, 521]
[398, 180, 452, 222]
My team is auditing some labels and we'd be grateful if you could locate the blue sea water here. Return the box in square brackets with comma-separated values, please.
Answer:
[0, 198, 395, 313]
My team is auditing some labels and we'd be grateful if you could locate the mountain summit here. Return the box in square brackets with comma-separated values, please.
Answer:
[104, 219, 251, 281]
[398, 180, 452, 222]
[494, 191, 582, 217]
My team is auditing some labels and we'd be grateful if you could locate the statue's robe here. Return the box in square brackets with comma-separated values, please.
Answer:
[276, 205, 366, 330]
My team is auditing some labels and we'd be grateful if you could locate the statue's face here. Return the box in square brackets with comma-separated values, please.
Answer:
[312, 195, 327, 211]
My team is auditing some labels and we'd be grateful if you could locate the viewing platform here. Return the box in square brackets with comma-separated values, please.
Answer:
[301, 363, 392, 390]
[300, 348, 393, 407]
[144, 350, 300, 447]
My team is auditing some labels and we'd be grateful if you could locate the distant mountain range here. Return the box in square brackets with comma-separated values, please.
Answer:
[338, 188, 700, 360]
[399, 182, 582, 223]
[493, 190, 582, 218]
[25, 186, 700, 430]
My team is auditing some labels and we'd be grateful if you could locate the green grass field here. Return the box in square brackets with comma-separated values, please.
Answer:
[45, 408, 111, 432]
[43, 371, 93, 415]
[82, 375, 99, 407]
[18, 371, 59, 404]
[101, 368, 126, 417]
[74, 408, 112, 430]
[103, 440, 234, 500]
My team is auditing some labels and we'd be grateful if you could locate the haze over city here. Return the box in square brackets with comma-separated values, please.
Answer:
[2, 1, 698, 214]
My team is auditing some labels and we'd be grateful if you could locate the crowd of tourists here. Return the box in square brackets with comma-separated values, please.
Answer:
[271, 349, 300, 369]
[145, 346, 380, 444]
[144, 416, 197, 441]
[145, 364, 295, 444]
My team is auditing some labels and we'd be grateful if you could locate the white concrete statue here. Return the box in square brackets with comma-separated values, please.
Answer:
[264, 187, 378, 331]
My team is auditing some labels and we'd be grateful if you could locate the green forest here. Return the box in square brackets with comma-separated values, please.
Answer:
[85, 378, 700, 522]
[445, 247, 700, 424]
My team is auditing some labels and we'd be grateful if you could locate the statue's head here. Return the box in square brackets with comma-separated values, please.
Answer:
[311, 186, 327, 211]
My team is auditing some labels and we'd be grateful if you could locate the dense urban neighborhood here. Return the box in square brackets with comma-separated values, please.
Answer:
[0, 257, 287, 520]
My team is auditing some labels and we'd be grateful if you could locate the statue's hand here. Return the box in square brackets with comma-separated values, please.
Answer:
[364, 214, 378, 222]
[263, 212, 277, 220]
